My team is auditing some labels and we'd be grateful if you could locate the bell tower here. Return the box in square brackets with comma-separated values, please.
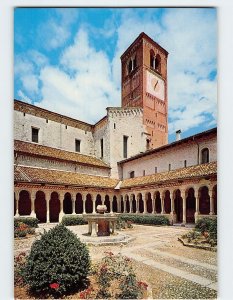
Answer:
[121, 32, 168, 149]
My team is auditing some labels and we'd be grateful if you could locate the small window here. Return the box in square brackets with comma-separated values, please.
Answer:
[201, 148, 209, 164]
[155, 167, 157, 173]
[46, 119, 48, 123]
[23, 112, 26, 117]
[31, 127, 39, 143]
[123, 136, 128, 158]
[143, 170, 146, 176]
[114, 123, 116, 129]
[100, 139, 104, 158]
[65, 125, 68, 129]
[75, 139, 81, 152]
[168, 163, 171, 171]
[184, 160, 187, 167]
[129, 171, 135, 178]
[146, 139, 150, 150]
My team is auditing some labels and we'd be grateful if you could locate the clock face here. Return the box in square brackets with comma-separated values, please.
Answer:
[146, 70, 165, 100]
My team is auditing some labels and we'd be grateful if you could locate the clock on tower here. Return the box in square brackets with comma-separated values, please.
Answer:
[121, 32, 168, 149]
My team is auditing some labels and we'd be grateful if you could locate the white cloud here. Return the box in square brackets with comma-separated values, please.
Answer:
[17, 90, 32, 104]
[38, 9, 79, 51]
[34, 29, 120, 123]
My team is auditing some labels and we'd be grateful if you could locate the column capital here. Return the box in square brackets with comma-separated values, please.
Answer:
[14, 189, 20, 199]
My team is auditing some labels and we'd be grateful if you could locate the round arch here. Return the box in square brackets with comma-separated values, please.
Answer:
[63, 192, 72, 214]
[18, 190, 31, 216]
[35, 191, 46, 223]
[49, 192, 60, 223]
[75, 193, 83, 214]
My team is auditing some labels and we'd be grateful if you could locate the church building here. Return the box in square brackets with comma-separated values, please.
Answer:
[14, 32, 217, 225]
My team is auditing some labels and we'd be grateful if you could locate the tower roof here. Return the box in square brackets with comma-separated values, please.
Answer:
[120, 32, 169, 60]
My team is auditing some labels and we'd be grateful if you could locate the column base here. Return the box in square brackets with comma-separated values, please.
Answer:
[59, 212, 64, 222]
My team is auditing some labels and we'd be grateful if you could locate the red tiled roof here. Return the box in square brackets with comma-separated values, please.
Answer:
[14, 140, 110, 169]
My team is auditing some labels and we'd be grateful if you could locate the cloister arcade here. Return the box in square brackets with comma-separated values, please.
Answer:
[14, 182, 217, 224]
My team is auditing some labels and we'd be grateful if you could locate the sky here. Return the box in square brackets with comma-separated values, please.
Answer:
[14, 7, 217, 142]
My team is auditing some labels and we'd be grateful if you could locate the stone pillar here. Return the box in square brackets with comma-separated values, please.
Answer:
[110, 197, 113, 214]
[136, 196, 139, 214]
[72, 193, 76, 215]
[181, 189, 186, 225]
[209, 187, 214, 215]
[123, 196, 127, 213]
[142, 193, 147, 214]
[83, 194, 86, 214]
[118, 197, 121, 213]
[129, 195, 133, 213]
[160, 191, 165, 214]
[15, 190, 20, 217]
[194, 186, 200, 222]
[59, 192, 65, 222]
[45, 191, 51, 223]
[170, 190, 175, 224]
[152, 193, 156, 214]
[30, 191, 36, 218]
[92, 194, 96, 214]
[91, 222, 97, 237]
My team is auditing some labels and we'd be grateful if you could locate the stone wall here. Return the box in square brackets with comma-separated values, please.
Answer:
[14, 110, 95, 155]
[107, 107, 148, 178]
[121, 134, 217, 179]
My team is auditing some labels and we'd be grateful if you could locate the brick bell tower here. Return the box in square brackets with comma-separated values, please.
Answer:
[121, 32, 168, 149]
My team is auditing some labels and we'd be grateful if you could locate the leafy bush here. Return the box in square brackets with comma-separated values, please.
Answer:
[61, 215, 87, 226]
[14, 222, 35, 238]
[118, 214, 169, 226]
[22, 224, 90, 297]
[14, 217, 39, 228]
[116, 218, 133, 230]
[195, 217, 216, 233]
[91, 252, 147, 299]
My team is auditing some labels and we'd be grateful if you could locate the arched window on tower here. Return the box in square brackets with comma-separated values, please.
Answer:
[201, 148, 209, 164]
[150, 50, 161, 74]
[127, 55, 137, 74]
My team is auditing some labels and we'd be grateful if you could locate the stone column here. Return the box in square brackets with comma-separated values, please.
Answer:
[110, 196, 113, 214]
[194, 186, 200, 222]
[181, 189, 186, 225]
[142, 193, 147, 214]
[72, 193, 76, 215]
[152, 193, 156, 214]
[30, 191, 36, 218]
[209, 187, 214, 215]
[136, 196, 139, 214]
[160, 191, 165, 214]
[45, 191, 51, 223]
[118, 197, 121, 213]
[92, 194, 96, 214]
[129, 195, 133, 213]
[15, 190, 20, 217]
[83, 194, 86, 214]
[170, 190, 175, 225]
[123, 196, 127, 213]
[59, 192, 65, 222]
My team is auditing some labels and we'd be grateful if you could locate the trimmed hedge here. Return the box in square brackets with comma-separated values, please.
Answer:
[22, 224, 90, 297]
[118, 214, 169, 226]
[14, 217, 39, 228]
[61, 215, 87, 226]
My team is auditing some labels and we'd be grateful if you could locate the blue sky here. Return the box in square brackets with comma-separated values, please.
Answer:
[14, 8, 217, 142]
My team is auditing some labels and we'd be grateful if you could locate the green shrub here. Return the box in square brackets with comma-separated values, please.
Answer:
[118, 214, 169, 226]
[14, 217, 39, 228]
[14, 252, 27, 286]
[22, 224, 90, 297]
[195, 217, 217, 238]
[61, 215, 87, 226]
[14, 222, 31, 238]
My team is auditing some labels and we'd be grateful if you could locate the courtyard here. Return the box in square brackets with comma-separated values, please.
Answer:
[15, 224, 217, 299]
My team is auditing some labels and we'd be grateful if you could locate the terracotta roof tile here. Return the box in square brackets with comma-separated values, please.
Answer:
[14, 140, 110, 169]
[15, 166, 118, 189]
[120, 162, 217, 188]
